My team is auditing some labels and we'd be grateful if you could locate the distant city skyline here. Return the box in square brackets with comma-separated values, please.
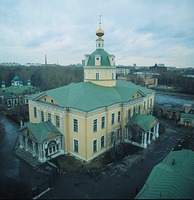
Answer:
[0, 0, 194, 68]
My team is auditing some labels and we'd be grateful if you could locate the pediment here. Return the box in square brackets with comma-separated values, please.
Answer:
[45, 132, 58, 140]
[22, 128, 36, 140]
[37, 94, 58, 105]
[131, 91, 144, 100]
[150, 118, 158, 128]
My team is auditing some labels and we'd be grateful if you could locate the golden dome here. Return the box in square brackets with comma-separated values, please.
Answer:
[96, 26, 104, 38]
[96, 15, 104, 38]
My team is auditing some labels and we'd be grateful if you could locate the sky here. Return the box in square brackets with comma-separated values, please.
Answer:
[0, 0, 194, 68]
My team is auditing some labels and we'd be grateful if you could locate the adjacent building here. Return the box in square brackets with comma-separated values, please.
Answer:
[135, 149, 194, 199]
[16, 21, 159, 165]
[0, 76, 39, 108]
[150, 63, 167, 73]
[132, 72, 158, 88]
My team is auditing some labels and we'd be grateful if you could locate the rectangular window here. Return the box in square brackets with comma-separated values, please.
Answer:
[144, 101, 146, 109]
[101, 116, 105, 129]
[150, 98, 152, 107]
[96, 73, 99, 80]
[111, 113, 115, 125]
[138, 105, 141, 114]
[133, 107, 136, 116]
[74, 139, 78, 153]
[117, 129, 120, 140]
[34, 107, 37, 118]
[93, 139, 97, 153]
[93, 119, 98, 132]
[41, 111, 44, 122]
[118, 111, 121, 122]
[56, 115, 60, 128]
[73, 119, 78, 132]
[112, 73, 114, 80]
[101, 135, 105, 149]
[48, 113, 51, 122]
[110, 131, 114, 144]
[128, 109, 131, 119]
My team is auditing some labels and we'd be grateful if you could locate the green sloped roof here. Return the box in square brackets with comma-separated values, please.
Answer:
[12, 76, 19, 81]
[180, 113, 194, 120]
[135, 150, 194, 199]
[86, 49, 111, 66]
[0, 85, 38, 95]
[30, 80, 155, 112]
[20, 121, 62, 143]
[127, 114, 158, 131]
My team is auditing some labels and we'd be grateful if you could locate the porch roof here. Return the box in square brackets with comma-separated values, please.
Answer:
[181, 113, 194, 120]
[126, 114, 158, 132]
[20, 121, 62, 143]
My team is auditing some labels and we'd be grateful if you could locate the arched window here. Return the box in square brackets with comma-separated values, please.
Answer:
[47, 140, 57, 155]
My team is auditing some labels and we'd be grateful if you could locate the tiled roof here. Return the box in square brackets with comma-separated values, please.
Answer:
[127, 114, 158, 131]
[20, 121, 62, 143]
[135, 150, 194, 199]
[30, 80, 154, 112]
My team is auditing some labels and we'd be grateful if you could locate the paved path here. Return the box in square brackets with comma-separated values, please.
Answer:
[42, 120, 180, 199]
[0, 113, 50, 195]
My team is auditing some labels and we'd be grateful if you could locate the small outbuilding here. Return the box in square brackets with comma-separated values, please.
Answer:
[16, 121, 64, 166]
[135, 149, 194, 199]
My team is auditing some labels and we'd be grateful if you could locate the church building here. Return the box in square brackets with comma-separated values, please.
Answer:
[0, 76, 39, 108]
[17, 20, 159, 165]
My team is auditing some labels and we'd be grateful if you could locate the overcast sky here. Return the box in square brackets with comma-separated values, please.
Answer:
[0, 0, 194, 68]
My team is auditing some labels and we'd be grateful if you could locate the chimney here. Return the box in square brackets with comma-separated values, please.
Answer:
[45, 55, 47, 65]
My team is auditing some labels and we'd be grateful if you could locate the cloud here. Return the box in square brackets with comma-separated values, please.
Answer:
[0, 0, 194, 67]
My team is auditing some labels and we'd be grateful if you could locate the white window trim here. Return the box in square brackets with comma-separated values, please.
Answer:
[73, 138, 79, 153]
[93, 139, 98, 153]
[101, 135, 105, 149]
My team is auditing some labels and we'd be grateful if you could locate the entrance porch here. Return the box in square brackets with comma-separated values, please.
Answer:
[124, 114, 159, 148]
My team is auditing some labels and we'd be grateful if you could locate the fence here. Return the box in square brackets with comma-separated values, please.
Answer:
[23, 164, 60, 199]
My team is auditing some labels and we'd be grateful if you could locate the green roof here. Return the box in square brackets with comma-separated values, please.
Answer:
[135, 150, 194, 199]
[180, 113, 194, 120]
[30, 80, 155, 112]
[127, 114, 158, 132]
[86, 49, 111, 66]
[12, 75, 19, 81]
[20, 121, 62, 143]
[0, 85, 38, 95]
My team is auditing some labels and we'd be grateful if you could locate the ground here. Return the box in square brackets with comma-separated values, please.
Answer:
[53, 123, 166, 173]
[56, 143, 142, 173]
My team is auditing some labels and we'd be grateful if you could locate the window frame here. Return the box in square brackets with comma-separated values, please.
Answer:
[111, 113, 115, 125]
[110, 131, 114, 144]
[34, 107, 37, 118]
[101, 116, 105, 129]
[93, 119, 98, 132]
[73, 139, 78, 153]
[101, 135, 105, 149]
[56, 115, 60, 128]
[96, 73, 99, 80]
[41, 111, 44, 122]
[48, 113, 51, 122]
[118, 111, 121, 122]
[93, 139, 98, 153]
[73, 119, 78, 132]
[117, 128, 120, 141]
